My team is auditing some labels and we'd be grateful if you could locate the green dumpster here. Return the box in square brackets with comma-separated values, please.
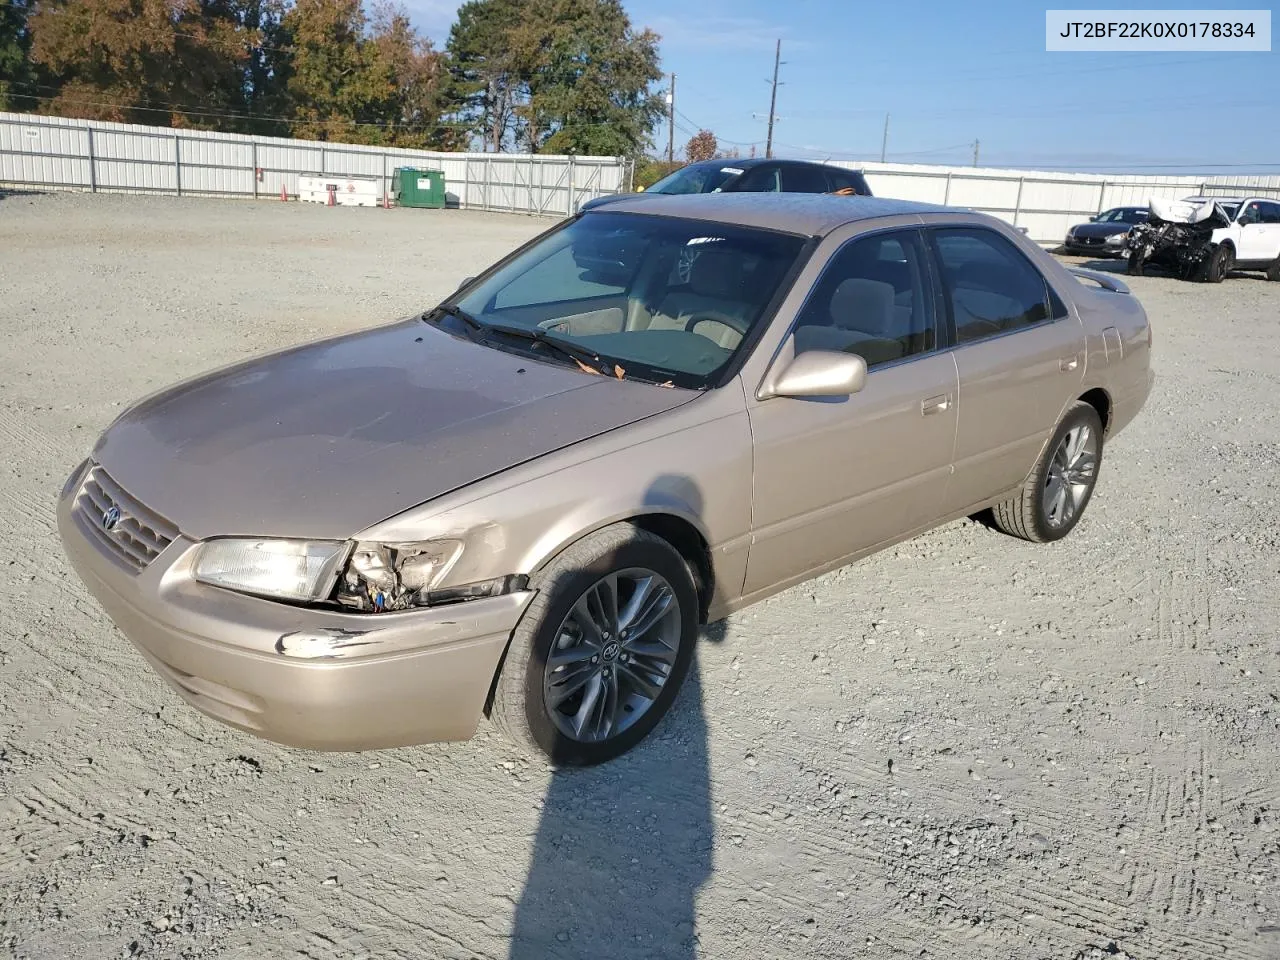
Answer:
[395, 167, 447, 209]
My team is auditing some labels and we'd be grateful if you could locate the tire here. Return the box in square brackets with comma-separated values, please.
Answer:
[990, 402, 1103, 543]
[490, 524, 698, 766]
[1126, 252, 1144, 276]
[1202, 244, 1232, 283]
[1266, 258, 1280, 282]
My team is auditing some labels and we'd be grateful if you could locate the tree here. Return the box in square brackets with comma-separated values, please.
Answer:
[0, 0, 38, 112]
[29, 0, 257, 127]
[443, 0, 664, 157]
[516, 0, 663, 157]
[279, 0, 377, 140]
[444, 0, 522, 151]
[279, 0, 453, 146]
[685, 129, 715, 163]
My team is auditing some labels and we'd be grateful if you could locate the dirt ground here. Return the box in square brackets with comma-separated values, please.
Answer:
[1, 192, 1277, 960]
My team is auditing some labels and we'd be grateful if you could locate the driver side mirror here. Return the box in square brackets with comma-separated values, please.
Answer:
[762, 349, 867, 400]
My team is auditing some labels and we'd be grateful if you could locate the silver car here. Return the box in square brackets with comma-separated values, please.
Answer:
[58, 194, 1153, 765]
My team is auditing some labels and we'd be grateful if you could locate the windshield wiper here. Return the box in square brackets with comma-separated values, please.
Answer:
[427, 303, 489, 338]
[483, 323, 614, 376]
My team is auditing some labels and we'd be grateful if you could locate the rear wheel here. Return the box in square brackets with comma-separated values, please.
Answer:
[990, 402, 1103, 543]
[1203, 244, 1232, 283]
[490, 524, 698, 766]
[1266, 258, 1280, 282]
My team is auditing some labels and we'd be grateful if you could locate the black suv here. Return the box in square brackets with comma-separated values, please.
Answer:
[580, 158, 873, 213]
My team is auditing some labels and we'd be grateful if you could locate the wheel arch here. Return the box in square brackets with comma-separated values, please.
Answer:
[482, 511, 713, 719]
[1077, 387, 1113, 437]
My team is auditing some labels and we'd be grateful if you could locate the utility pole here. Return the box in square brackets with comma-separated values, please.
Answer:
[765, 40, 781, 159]
[666, 74, 676, 164]
[972, 138, 980, 167]
[880, 113, 890, 163]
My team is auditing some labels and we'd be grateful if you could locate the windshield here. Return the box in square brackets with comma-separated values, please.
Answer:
[1099, 208, 1147, 224]
[442, 212, 806, 389]
[647, 163, 743, 195]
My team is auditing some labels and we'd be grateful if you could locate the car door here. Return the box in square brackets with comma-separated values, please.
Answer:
[1235, 200, 1280, 263]
[1234, 201, 1267, 262]
[743, 227, 958, 596]
[929, 225, 1086, 516]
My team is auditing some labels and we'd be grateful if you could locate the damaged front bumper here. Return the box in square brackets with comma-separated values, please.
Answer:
[1124, 198, 1231, 279]
[57, 489, 533, 751]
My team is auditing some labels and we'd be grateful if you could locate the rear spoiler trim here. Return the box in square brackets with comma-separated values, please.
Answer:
[1068, 267, 1131, 295]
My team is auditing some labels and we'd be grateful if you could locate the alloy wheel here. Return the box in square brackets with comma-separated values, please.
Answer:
[1043, 423, 1098, 529]
[542, 568, 682, 743]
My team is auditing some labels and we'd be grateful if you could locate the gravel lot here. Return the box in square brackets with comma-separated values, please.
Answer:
[2, 192, 1278, 960]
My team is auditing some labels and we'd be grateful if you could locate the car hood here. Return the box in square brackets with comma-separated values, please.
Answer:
[1070, 221, 1134, 239]
[92, 320, 696, 540]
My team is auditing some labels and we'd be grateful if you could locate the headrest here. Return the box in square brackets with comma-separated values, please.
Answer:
[829, 278, 895, 337]
[688, 247, 745, 301]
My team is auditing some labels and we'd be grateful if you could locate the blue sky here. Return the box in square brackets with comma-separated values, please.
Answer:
[401, 0, 1278, 172]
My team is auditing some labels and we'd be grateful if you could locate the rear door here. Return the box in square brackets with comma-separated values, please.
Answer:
[928, 225, 1086, 515]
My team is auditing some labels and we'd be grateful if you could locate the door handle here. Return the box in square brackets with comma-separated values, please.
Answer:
[1059, 355, 1080, 372]
[921, 394, 951, 416]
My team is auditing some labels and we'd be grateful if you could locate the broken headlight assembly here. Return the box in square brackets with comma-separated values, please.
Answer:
[335, 540, 528, 611]
[334, 540, 463, 612]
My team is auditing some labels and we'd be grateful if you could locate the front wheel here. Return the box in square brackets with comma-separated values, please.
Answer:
[490, 524, 698, 766]
[1266, 258, 1280, 282]
[1202, 244, 1232, 283]
[1126, 252, 1144, 276]
[990, 402, 1103, 543]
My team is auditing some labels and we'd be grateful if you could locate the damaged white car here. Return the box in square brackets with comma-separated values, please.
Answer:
[1125, 195, 1280, 283]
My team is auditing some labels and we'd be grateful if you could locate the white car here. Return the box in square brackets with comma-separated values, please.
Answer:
[1127, 195, 1280, 282]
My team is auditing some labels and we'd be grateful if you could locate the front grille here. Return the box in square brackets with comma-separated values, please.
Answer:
[73, 466, 178, 573]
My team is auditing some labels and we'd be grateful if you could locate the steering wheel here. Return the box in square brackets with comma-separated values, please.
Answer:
[683, 313, 749, 340]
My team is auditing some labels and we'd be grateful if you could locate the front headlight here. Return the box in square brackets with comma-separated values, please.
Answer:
[335, 540, 464, 612]
[194, 538, 349, 602]
[1105, 233, 1125, 244]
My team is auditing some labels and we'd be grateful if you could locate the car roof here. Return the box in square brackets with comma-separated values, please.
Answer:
[684, 157, 865, 173]
[587, 192, 950, 237]
[1184, 195, 1246, 204]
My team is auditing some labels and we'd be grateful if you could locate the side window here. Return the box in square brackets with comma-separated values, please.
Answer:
[1256, 201, 1280, 224]
[780, 164, 830, 193]
[734, 165, 781, 193]
[1238, 202, 1264, 225]
[826, 170, 868, 195]
[792, 230, 935, 368]
[932, 228, 1054, 344]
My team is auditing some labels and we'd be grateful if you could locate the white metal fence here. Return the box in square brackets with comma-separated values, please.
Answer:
[4, 111, 1280, 243]
[835, 160, 1280, 244]
[0, 111, 629, 216]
